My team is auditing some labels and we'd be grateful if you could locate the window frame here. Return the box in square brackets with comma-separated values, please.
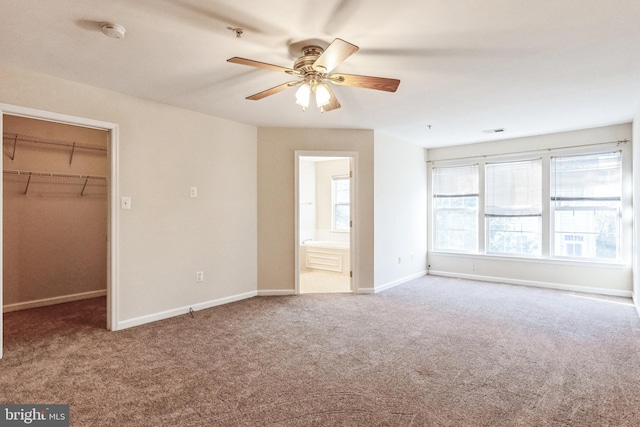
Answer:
[331, 174, 350, 232]
[432, 164, 479, 253]
[549, 150, 622, 262]
[484, 158, 543, 257]
[429, 144, 628, 266]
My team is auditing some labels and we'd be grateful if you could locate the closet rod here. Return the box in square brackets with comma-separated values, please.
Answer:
[3, 169, 106, 196]
[426, 139, 629, 164]
[2, 132, 107, 153]
[3, 169, 107, 180]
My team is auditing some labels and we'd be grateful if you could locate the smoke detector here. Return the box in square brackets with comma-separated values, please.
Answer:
[101, 23, 126, 39]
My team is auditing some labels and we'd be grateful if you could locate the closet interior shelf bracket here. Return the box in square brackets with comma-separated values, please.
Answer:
[10, 134, 17, 161]
[3, 169, 107, 197]
[3, 132, 107, 165]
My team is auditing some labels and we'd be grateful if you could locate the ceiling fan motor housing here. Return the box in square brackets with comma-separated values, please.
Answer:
[294, 46, 325, 75]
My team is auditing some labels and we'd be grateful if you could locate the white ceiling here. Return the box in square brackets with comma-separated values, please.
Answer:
[1, 0, 639, 147]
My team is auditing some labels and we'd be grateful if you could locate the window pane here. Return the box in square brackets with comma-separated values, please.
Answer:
[332, 176, 350, 231]
[334, 204, 350, 231]
[485, 159, 542, 256]
[334, 178, 350, 204]
[434, 209, 478, 251]
[433, 165, 478, 196]
[487, 216, 541, 255]
[554, 209, 619, 259]
[551, 152, 621, 200]
[486, 159, 542, 216]
[433, 165, 478, 253]
[551, 152, 621, 261]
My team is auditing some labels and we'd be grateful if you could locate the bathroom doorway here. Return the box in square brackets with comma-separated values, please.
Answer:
[295, 152, 356, 294]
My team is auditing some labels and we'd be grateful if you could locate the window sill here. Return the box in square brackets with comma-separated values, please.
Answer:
[428, 251, 627, 269]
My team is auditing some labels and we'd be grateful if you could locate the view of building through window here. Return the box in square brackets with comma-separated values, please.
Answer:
[551, 151, 621, 260]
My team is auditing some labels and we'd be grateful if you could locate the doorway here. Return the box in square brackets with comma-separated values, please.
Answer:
[0, 104, 119, 359]
[295, 152, 356, 294]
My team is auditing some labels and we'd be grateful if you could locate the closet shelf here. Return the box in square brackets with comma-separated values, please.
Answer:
[3, 169, 107, 196]
[3, 132, 107, 165]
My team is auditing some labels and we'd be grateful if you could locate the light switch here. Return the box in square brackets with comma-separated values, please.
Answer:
[190, 186, 198, 198]
[121, 197, 131, 210]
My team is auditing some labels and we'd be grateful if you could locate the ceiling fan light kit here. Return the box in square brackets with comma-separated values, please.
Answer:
[227, 38, 400, 112]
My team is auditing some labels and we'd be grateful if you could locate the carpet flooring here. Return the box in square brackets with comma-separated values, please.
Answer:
[2, 275, 640, 426]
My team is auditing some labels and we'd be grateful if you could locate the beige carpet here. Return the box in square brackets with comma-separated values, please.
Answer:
[2, 275, 640, 426]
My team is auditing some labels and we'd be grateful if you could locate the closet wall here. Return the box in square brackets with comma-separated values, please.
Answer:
[3, 115, 108, 311]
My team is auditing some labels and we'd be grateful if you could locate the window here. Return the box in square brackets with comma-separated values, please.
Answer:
[431, 147, 626, 264]
[432, 165, 478, 252]
[551, 151, 621, 261]
[332, 175, 350, 231]
[485, 159, 542, 256]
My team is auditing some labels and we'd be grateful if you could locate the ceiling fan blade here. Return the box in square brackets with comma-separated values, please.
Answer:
[313, 38, 359, 74]
[322, 85, 341, 112]
[227, 57, 298, 74]
[245, 81, 301, 100]
[330, 73, 400, 92]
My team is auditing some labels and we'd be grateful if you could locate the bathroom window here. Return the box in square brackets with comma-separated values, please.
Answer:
[332, 175, 350, 232]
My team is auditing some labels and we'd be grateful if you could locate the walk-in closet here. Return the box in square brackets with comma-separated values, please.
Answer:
[2, 115, 108, 314]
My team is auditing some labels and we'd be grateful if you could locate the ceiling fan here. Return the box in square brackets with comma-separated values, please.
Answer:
[227, 38, 400, 112]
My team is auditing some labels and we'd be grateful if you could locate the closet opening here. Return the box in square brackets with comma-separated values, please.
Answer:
[1, 107, 118, 359]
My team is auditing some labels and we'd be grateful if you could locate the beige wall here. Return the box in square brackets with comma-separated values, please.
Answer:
[0, 64, 258, 328]
[427, 124, 633, 296]
[374, 132, 428, 290]
[257, 128, 374, 293]
[3, 115, 108, 308]
[633, 103, 640, 311]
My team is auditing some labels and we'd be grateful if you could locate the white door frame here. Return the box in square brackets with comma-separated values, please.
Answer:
[0, 103, 120, 359]
[294, 150, 358, 294]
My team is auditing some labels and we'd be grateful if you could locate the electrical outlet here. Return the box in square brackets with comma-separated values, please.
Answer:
[398, 256, 402, 264]
[120, 197, 131, 210]
[196, 271, 204, 282]
[190, 186, 198, 198]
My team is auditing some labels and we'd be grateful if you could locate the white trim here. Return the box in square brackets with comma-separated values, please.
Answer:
[429, 251, 628, 269]
[357, 287, 375, 294]
[0, 103, 120, 360]
[3, 290, 106, 313]
[294, 151, 359, 295]
[428, 270, 633, 298]
[117, 291, 257, 330]
[374, 271, 427, 293]
[257, 289, 296, 296]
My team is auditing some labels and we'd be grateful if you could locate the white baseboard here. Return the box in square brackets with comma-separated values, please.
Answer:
[3, 289, 107, 313]
[374, 271, 428, 294]
[117, 290, 257, 330]
[357, 287, 375, 294]
[257, 289, 296, 296]
[428, 270, 633, 298]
